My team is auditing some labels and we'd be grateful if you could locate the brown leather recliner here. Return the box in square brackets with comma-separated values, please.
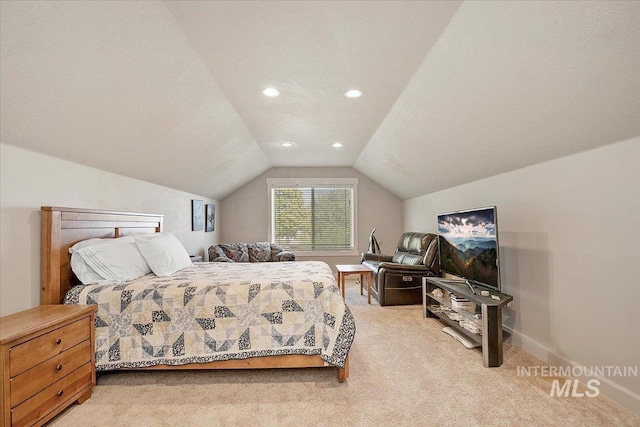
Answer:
[361, 232, 439, 306]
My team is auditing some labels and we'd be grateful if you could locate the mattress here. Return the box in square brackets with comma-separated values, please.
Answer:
[64, 261, 355, 370]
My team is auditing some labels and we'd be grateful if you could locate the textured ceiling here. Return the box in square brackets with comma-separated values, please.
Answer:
[1, 1, 639, 201]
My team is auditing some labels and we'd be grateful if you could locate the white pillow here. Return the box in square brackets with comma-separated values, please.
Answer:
[69, 238, 104, 254]
[76, 235, 151, 285]
[134, 232, 192, 277]
[69, 238, 107, 284]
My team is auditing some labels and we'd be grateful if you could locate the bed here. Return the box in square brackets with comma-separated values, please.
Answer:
[40, 206, 354, 382]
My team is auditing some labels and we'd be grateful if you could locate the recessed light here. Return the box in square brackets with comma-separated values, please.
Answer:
[281, 142, 293, 147]
[344, 89, 362, 98]
[332, 142, 343, 148]
[262, 87, 280, 97]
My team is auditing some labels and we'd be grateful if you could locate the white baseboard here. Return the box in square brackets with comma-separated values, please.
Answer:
[505, 325, 640, 416]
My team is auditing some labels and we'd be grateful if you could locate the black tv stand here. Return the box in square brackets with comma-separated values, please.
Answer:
[423, 277, 513, 367]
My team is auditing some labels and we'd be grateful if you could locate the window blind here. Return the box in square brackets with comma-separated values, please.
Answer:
[271, 186, 354, 252]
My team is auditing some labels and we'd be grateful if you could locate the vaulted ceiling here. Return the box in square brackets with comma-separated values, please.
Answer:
[2, 1, 639, 200]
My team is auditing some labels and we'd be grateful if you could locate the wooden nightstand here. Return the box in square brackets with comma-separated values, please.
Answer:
[0, 305, 96, 427]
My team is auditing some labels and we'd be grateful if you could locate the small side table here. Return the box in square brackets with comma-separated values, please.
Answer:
[335, 264, 374, 304]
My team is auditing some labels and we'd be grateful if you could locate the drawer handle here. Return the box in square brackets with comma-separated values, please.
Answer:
[56, 364, 63, 371]
[57, 390, 64, 398]
[55, 338, 62, 345]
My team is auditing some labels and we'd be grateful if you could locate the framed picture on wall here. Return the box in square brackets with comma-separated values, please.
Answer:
[205, 204, 215, 232]
[192, 199, 204, 231]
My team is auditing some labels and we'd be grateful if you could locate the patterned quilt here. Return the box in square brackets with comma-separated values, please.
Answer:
[64, 261, 355, 370]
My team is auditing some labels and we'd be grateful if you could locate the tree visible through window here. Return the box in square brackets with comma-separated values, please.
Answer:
[271, 183, 355, 252]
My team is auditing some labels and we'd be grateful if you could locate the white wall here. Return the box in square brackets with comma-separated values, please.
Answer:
[0, 144, 219, 316]
[220, 167, 403, 268]
[404, 137, 640, 413]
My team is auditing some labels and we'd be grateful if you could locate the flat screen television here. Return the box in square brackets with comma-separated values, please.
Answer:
[437, 206, 501, 291]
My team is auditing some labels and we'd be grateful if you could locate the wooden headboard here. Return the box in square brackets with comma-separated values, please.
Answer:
[41, 206, 164, 305]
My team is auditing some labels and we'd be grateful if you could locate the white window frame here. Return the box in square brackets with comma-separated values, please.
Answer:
[267, 177, 359, 257]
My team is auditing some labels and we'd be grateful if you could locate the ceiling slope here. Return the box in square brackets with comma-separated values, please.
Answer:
[1, 2, 639, 201]
[354, 1, 640, 199]
[0, 1, 270, 200]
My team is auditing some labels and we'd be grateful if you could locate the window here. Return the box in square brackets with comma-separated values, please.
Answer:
[267, 178, 358, 255]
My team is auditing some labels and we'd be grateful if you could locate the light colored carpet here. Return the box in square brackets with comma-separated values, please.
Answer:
[50, 278, 639, 426]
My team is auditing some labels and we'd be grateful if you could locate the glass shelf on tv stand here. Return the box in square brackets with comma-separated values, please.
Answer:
[427, 292, 510, 325]
[427, 305, 483, 346]
[426, 293, 481, 326]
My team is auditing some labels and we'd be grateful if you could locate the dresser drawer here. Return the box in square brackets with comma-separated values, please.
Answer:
[10, 317, 91, 377]
[11, 362, 93, 427]
[10, 340, 92, 407]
